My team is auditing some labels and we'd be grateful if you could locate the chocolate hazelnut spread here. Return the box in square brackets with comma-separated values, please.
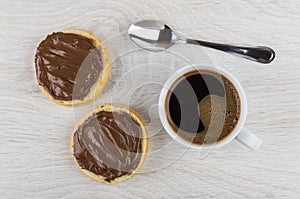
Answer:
[35, 32, 102, 101]
[73, 111, 143, 182]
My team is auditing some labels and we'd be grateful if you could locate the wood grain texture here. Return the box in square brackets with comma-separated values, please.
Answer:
[0, 0, 300, 198]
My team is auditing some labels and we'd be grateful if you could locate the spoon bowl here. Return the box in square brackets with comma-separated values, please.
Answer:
[128, 20, 177, 51]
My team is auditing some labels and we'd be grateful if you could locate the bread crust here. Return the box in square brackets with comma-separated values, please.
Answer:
[36, 29, 111, 106]
[71, 104, 149, 184]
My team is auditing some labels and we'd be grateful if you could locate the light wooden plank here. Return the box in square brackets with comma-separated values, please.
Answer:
[0, 0, 299, 198]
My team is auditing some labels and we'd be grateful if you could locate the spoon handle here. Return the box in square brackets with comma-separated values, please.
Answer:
[186, 39, 275, 64]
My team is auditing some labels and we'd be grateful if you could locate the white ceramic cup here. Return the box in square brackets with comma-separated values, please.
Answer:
[158, 65, 262, 151]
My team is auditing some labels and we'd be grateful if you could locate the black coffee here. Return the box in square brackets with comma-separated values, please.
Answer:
[166, 70, 241, 144]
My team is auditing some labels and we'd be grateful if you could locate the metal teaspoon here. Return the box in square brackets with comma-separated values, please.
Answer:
[128, 20, 275, 64]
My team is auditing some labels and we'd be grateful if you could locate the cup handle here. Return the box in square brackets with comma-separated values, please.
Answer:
[235, 128, 262, 151]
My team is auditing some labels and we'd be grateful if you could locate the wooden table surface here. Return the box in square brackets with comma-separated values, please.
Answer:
[1, 0, 299, 198]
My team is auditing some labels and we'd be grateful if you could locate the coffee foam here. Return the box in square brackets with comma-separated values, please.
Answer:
[175, 74, 241, 145]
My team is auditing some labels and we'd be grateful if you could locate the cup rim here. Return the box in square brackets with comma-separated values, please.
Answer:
[158, 65, 247, 150]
